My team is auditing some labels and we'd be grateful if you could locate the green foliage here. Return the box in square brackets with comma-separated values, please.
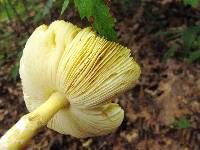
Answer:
[163, 44, 179, 62]
[43, 0, 55, 16]
[172, 117, 191, 129]
[9, 51, 22, 82]
[0, 0, 25, 21]
[181, 26, 200, 53]
[183, 0, 199, 7]
[187, 50, 200, 63]
[10, 63, 20, 82]
[74, 0, 117, 41]
[157, 26, 200, 63]
[33, 0, 55, 23]
[60, 0, 117, 40]
[61, 0, 69, 15]
[0, 0, 44, 82]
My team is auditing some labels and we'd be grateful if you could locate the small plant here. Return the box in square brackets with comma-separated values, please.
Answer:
[156, 26, 200, 63]
[172, 117, 191, 129]
[183, 0, 199, 7]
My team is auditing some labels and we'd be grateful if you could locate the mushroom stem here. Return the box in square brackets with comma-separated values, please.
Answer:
[0, 92, 67, 150]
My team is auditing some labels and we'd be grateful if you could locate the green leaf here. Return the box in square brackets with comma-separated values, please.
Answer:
[163, 44, 179, 62]
[155, 30, 182, 41]
[33, 0, 55, 23]
[172, 117, 191, 129]
[61, 0, 69, 15]
[10, 63, 19, 82]
[74, 0, 117, 41]
[155, 31, 173, 37]
[187, 50, 200, 63]
[181, 27, 197, 52]
[183, 0, 199, 7]
[43, 0, 55, 16]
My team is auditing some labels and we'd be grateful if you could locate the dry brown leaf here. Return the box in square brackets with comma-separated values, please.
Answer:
[136, 137, 189, 150]
[126, 101, 151, 123]
[120, 129, 139, 143]
[156, 73, 192, 125]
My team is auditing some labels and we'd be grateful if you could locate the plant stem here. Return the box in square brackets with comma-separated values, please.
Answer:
[0, 92, 68, 150]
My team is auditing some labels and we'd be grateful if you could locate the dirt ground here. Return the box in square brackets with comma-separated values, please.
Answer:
[0, 1, 200, 150]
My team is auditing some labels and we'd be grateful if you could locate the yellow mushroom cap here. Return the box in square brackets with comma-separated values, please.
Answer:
[19, 20, 141, 138]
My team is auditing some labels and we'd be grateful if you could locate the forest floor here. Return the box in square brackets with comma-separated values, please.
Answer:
[0, 1, 200, 150]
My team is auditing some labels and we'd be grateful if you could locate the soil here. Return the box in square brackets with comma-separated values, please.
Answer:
[0, 1, 200, 150]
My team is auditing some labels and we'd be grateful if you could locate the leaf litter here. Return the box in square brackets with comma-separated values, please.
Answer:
[0, 0, 200, 149]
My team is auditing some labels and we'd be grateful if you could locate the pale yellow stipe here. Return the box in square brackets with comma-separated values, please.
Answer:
[0, 20, 141, 149]
[0, 92, 67, 150]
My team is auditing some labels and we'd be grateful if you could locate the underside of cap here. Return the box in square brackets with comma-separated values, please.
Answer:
[20, 20, 141, 138]
[47, 103, 124, 138]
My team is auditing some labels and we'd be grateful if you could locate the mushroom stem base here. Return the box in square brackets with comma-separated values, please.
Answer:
[0, 92, 67, 150]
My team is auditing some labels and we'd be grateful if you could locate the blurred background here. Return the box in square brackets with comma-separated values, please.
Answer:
[0, 0, 200, 149]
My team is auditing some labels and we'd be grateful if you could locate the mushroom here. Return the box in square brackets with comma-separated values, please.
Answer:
[0, 20, 141, 149]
